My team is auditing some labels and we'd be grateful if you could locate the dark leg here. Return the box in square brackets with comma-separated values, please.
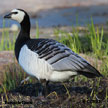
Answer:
[38, 79, 49, 97]
[38, 81, 58, 99]
[44, 81, 49, 96]
[37, 82, 44, 97]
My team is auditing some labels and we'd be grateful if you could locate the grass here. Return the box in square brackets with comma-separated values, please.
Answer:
[54, 26, 81, 53]
[55, 20, 108, 59]
[54, 20, 108, 107]
[87, 19, 104, 58]
[0, 20, 17, 51]
[0, 19, 108, 107]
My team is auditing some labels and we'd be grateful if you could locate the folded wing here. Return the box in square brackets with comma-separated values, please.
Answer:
[26, 39, 102, 78]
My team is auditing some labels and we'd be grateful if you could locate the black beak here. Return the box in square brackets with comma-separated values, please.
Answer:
[4, 13, 12, 19]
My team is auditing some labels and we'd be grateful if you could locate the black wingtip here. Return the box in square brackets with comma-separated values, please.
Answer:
[98, 73, 104, 78]
[78, 71, 103, 78]
[78, 71, 102, 78]
[77, 63, 103, 78]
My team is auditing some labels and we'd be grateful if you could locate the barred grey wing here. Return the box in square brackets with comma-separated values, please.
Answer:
[34, 39, 88, 71]
[26, 39, 102, 78]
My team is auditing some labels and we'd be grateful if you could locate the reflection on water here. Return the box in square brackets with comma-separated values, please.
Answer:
[0, 5, 108, 28]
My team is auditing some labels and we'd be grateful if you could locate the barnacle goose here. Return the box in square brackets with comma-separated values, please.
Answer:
[4, 9, 102, 96]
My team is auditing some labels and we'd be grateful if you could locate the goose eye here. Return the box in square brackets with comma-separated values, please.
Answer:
[13, 12, 18, 14]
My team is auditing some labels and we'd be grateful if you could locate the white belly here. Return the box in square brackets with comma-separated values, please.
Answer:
[18, 45, 78, 82]
[49, 71, 77, 82]
[18, 45, 53, 80]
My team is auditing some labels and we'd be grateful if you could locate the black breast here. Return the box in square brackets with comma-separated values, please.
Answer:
[15, 36, 29, 61]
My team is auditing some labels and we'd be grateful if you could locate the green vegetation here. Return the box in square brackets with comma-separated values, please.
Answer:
[0, 20, 17, 51]
[0, 20, 108, 107]
[88, 19, 104, 58]
[54, 26, 82, 53]
[55, 19, 108, 58]
[54, 20, 108, 107]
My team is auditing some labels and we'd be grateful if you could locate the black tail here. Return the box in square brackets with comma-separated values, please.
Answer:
[77, 64, 103, 78]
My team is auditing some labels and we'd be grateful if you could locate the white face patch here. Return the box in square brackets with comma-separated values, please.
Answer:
[11, 9, 25, 23]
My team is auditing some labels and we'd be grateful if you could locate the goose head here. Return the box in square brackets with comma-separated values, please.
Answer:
[4, 9, 29, 23]
[4, 9, 30, 33]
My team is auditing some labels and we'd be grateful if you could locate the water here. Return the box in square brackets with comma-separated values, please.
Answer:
[0, 5, 108, 28]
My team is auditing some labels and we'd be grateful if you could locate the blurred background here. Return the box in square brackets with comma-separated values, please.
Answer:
[0, 0, 108, 28]
[0, 1, 108, 107]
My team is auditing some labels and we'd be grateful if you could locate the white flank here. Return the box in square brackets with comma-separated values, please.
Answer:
[49, 71, 77, 82]
[18, 45, 53, 80]
[11, 9, 25, 23]
[18, 45, 78, 82]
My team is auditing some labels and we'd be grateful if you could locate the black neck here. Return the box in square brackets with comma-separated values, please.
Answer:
[19, 14, 31, 40]
[15, 14, 31, 60]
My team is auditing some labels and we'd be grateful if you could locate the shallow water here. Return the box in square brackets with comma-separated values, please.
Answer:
[0, 5, 108, 28]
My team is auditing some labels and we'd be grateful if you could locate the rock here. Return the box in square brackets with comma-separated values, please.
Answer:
[0, 51, 14, 66]
[0, 51, 15, 83]
[10, 24, 19, 31]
